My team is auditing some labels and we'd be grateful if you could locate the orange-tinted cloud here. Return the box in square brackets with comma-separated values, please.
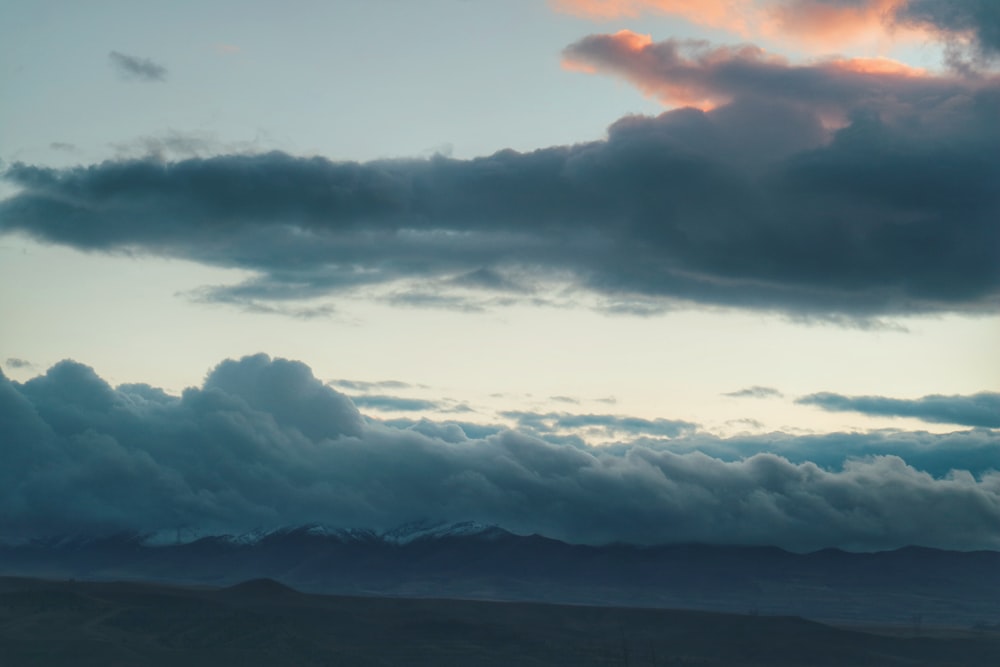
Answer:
[766, 0, 926, 52]
[551, 0, 757, 35]
[563, 30, 956, 117]
[563, 30, 779, 109]
[552, 0, 928, 53]
[829, 56, 926, 76]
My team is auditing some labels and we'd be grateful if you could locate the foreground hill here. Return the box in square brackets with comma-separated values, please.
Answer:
[2, 522, 998, 626]
[1, 576, 998, 667]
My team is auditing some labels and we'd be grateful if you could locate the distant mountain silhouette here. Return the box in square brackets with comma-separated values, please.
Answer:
[2, 522, 998, 626]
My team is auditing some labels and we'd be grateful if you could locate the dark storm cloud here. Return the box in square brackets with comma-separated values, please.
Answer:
[1, 356, 998, 551]
[797, 391, 1000, 428]
[4, 37, 1000, 320]
[108, 51, 167, 81]
[724, 386, 783, 399]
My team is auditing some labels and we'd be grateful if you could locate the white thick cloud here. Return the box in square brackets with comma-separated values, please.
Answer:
[2, 354, 997, 551]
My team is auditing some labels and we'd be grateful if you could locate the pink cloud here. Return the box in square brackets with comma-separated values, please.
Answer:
[551, 0, 758, 35]
[562, 30, 961, 119]
[552, 0, 929, 53]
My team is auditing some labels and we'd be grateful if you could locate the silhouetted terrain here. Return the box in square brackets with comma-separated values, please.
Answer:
[2, 576, 999, 666]
[2, 523, 998, 627]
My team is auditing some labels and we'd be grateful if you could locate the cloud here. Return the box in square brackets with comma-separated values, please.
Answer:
[555, 1, 1000, 64]
[4, 358, 33, 370]
[383, 417, 506, 442]
[4, 49, 1000, 322]
[503, 410, 699, 438]
[4, 29, 1000, 321]
[895, 0, 1000, 61]
[797, 391, 1000, 428]
[724, 386, 783, 399]
[1, 355, 998, 551]
[562, 31, 943, 113]
[553, 1, 925, 48]
[551, 1, 760, 36]
[329, 379, 414, 392]
[624, 428, 1000, 479]
[764, 0, 929, 52]
[108, 51, 167, 82]
[110, 130, 275, 161]
[186, 287, 337, 319]
[350, 395, 446, 412]
[555, 1, 982, 55]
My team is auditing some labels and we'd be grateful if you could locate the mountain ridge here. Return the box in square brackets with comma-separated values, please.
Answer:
[2, 521, 997, 626]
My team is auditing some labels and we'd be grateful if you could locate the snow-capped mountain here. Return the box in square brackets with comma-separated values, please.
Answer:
[380, 520, 506, 545]
[165, 520, 509, 548]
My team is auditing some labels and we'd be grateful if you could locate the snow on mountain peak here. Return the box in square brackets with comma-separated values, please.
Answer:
[381, 520, 502, 545]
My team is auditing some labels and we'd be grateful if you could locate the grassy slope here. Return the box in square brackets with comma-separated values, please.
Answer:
[1, 576, 999, 666]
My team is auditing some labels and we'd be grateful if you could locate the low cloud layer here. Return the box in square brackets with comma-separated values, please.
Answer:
[2, 354, 997, 551]
[108, 51, 167, 82]
[798, 391, 1000, 428]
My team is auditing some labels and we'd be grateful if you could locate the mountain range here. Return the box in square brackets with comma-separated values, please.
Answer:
[2, 521, 998, 627]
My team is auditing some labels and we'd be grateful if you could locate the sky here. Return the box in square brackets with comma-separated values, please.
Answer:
[0, 0, 998, 551]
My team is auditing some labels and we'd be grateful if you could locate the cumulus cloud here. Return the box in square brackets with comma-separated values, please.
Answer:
[4, 49, 1000, 321]
[108, 51, 167, 81]
[797, 391, 1000, 428]
[1, 355, 998, 551]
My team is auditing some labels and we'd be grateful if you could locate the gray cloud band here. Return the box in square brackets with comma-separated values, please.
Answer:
[3, 33, 999, 319]
[1, 355, 998, 551]
[798, 391, 1000, 428]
